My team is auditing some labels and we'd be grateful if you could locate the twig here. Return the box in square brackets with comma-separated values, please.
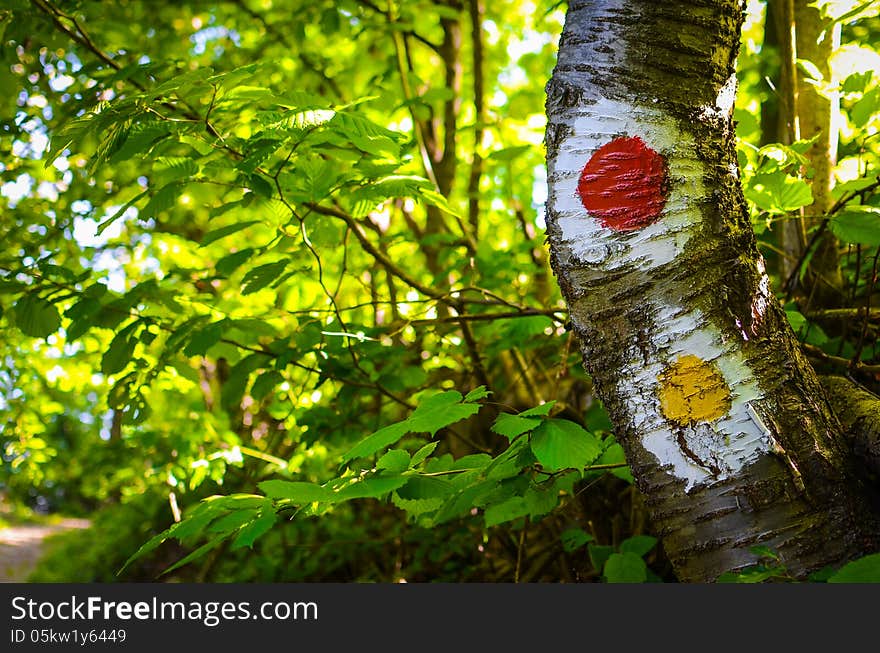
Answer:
[802, 342, 880, 373]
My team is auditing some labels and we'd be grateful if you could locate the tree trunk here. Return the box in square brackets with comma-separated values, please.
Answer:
[766, 0, 808, 284]
[792, 0, 844, 306]
[544, 0, 879, 581]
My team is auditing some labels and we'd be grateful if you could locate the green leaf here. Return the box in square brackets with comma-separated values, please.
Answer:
[407, 390, 481, 435]
[13, 295, 61, 338]
[524, 485, 559, 517]
[141, 183, 182, 219]
[153, 156, 198, 184]
[588, 544, 615, 572]
[756, 142, 808, 171]
[851, 87, 879, 128]
[604, 552, 648, 583]
[584, 401, 614, 432]
[341, 422, 409, 464]
[808, 565, 838, 583]
[237, 138, 286, 175]
[376, 449, 411, 473]
[828, 553, 880, 583]
[118, 523, 179, 574]
[745, 172, 813, 214]
[392, 494, 445, 518]
[488, 145, 532, 161]
[786, 310, 807, 332]
[95, 190, 150, 235]
[161, 535, 227, 576]
[210, 494, 271, 511]
[530, 419, 601, 472]
[247, 174, 275, 198]
[485, 438, 535, 480]
[207, 509, 260, 534]
[241, 259, 289, 295]
[410, 442, 439, 466]
[842, 70, 872, 95]
[101, 328, 138, 375]
[272, 108, 336, 131]
[450, 453, 492, 471]
[65, 297, 103, 341]
[258, 480, 334, 503]
[110, 122, 172, 162]
[484, 496, 529, 527]
[464, 385, 490, 402]
[335, 475, 408, 500]
[200, 221, 261, 247]
[519, 401, 556, 417]
[716, 566, 786, 583]
[331, 112, 401, 155]
[396, 475, 454, 500]
[832, 177, 879, 199]
[594, 441, 633, 483]
[183, 320, 227, 357]
[491, 413, 542, 441]
[231, 510, 279, 550]
[561, 528, 593, 553]
[829, 206, 880, 246]
[251, 370, 283, 402]
[216, 249, 255, 276]
[620, 535, 657, 557]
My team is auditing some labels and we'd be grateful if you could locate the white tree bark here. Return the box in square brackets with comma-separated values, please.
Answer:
[544, 0, 879, 581]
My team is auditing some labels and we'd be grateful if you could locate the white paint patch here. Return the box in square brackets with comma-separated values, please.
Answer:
[616, 300, 771, 491]
[548, 97, 708, 271]
[547, 94, 773, 490]
[699, 72, 738, 121]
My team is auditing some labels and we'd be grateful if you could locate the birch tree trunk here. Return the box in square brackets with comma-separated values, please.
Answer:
[543, 0, 880, 581]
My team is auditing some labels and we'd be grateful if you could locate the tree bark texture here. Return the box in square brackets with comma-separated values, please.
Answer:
[544, 0, 880, 581]
[793, 0, 844, 305]
[766, 0, 808, 284]
[820, 376, 880, 478]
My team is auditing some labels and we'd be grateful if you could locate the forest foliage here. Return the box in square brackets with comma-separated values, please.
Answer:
[1, 0, 879, 582]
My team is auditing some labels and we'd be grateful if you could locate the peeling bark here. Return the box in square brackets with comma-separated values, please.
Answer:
[544, 0, 880, 581]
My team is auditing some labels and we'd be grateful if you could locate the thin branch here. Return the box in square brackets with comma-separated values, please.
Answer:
[305, 202, 446, 301]
[514, 517, 528, 583]
[466, 0, 486, 237]
[409, 308, 566, 325]
[802, 342, 880, 374]
[806, 307, 880, 320]
[388, 9, 441, 191]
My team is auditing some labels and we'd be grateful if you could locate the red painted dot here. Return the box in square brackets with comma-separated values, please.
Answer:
[577, 136, 668, 231]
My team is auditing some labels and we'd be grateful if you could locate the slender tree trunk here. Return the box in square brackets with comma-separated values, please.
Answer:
[793, 0, 844, 307]
[767, 0, 807, 283]
[544, 0, 879, 581]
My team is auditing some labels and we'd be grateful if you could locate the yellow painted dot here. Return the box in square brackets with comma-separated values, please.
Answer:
[658, 354, 731, 425]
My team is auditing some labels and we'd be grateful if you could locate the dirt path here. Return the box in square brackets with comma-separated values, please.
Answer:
[0, 518, 91, 582]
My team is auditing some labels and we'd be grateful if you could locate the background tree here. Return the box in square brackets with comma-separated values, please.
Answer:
[0, 0, 878, 583]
